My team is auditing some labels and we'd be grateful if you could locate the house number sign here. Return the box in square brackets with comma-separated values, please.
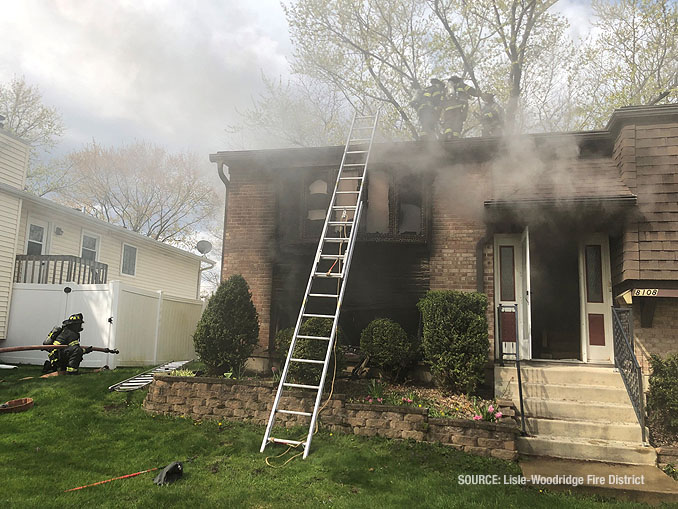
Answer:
[633, 289, 659, 296]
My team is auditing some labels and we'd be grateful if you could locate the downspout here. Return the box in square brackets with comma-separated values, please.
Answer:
[217, 161, 229, 285]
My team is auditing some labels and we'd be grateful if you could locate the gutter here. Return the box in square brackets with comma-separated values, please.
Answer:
[217, 162, 229, 284]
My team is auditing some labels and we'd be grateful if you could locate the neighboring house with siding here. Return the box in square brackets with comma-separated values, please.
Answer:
[210, 104, 678, 465]
[0, 127, 208, 367]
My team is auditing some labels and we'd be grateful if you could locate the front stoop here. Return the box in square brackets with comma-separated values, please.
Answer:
[496, 364, 656, 466]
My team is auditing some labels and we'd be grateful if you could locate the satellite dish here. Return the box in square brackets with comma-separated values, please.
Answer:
[196, 240, 213, 255]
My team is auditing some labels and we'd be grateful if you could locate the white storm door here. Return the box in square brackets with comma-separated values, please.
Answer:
[521, 227, 532, 361]
[579, 234, 614, 363]
[494, 234, 531, 361]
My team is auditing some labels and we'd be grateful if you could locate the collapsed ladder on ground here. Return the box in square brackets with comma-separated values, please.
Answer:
[108, 360, 191, 392]
[260, 111, 379, 458]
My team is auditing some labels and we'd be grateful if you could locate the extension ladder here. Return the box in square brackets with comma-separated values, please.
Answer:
[260, 111, 379, 458]
[107, 360, 191, 392]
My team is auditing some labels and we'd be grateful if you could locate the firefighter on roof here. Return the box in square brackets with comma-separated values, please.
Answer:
[43, 313, 92, 375]
[480, 92, 504, 137]
[410, 78, 445, 138]
[448, 75, 479, 134]
[440, 81, 465, 140]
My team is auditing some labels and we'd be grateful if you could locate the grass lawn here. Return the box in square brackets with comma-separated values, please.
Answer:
[0, 365, 655, 508]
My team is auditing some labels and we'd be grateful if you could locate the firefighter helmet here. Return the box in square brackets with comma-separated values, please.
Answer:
[63, 313, 85, 325]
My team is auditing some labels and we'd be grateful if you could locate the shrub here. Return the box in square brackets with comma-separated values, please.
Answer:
[648, 353, 678, 432]
[417, 290, 489, 393]
[193, 274, 259, 376]
[360, 318, 418, 381]
[275, 318, 345, 384]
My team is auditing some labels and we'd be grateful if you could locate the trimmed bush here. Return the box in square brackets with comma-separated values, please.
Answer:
[360, 318, 418, 381]
[648, 354, 678, 432]
[417, 290, 489, 393]
[275, 318, 345, 384]
[193, 274, 259, 376]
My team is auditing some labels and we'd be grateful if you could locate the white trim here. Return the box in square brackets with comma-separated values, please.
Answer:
[80, 229, 101, 262]
[120, 243, 138, 277]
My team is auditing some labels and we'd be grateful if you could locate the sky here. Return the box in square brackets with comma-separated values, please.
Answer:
[0, 0, 593, 175]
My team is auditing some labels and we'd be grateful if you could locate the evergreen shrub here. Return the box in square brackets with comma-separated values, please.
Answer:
[193, 274, 259, 376]
[360, 318, 418, 381]
[648, 354, 678, 432]
[417, 290, 488, 393]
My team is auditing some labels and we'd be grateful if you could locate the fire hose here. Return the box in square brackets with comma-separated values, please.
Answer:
[0, 345, 119, 355]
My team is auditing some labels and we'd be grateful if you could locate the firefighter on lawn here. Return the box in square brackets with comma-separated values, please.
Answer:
[42, 313, 92, 375]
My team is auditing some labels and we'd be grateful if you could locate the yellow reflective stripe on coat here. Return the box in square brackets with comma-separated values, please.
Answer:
[69, 340, 79, 346]
[66, 367, 77, 372]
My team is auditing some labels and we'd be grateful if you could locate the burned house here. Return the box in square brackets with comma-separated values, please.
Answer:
[210, 105, 678, 377]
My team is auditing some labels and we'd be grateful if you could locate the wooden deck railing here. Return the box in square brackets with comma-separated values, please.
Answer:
[14, 255, 108, 285]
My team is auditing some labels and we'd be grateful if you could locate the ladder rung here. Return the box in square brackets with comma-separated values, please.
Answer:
[328, 221, 353, 225]
[346, 150, 367, 154]
[290, 358, 325, 365]
[324, 237, 350, 242]
[309, 293, 339, 298]
[269, 438, 305, 446]
[284, 383, 321, 390]
[277, 409, 314, 416]
[319, 254, 345, 259]
[332, 205, 357, 208]
[314, 272, 343, 278]
[343, 163, 365, 167]
[353, 126, 373, 129]
[303, 313, 336, 319]
[339, 177, 363, 181]
[336, 191, 360, 194]
[297, 335, 331, 340]
[355, 115, 374, 120]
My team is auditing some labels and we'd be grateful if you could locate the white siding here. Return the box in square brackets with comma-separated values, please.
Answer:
[0, 131, 29, 189]
[16, 202, 202, 299]
[0, 131, 28, 339]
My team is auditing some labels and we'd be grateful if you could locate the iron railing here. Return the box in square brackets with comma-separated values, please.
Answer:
[612, 306, 646, 443]
[497, 304, 527, 436]
[14, 255, 108, 285]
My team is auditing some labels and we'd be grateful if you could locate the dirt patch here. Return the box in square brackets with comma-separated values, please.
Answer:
[648, 414, 678, 448]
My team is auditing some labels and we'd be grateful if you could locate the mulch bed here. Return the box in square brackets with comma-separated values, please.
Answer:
[648, 413, 678, 448]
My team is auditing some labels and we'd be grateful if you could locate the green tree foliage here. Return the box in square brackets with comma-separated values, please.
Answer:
[275, 318, 345, 384]
[193, 275, 260, 376]
[417, 290, 489, 393]
[360, 318, 418, 381]
[648, 353, 678, 432]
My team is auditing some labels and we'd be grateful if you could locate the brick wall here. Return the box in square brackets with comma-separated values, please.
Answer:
[633, 298, 678, 373]
[429, 169, 495, 354]
[222, 167, 276, 353]
[144, 375, 519, 460]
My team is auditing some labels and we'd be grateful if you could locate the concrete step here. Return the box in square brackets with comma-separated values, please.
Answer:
[522, 397, 638, 424]
[525, 417, 645, 442]
[495, 365, 624, 387]
[500, 381, 631, 405]
[517, 435, 657, 465]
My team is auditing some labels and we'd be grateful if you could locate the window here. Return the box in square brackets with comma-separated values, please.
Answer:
[26, 221, 48, 255]
[81, 233, 99, 262]
[121, 244, 137, 276]
[366, 170, 390, 233]
[585, 245, 603, 303]
[499, 245, 516, 301]
[397, 175, 422, 234]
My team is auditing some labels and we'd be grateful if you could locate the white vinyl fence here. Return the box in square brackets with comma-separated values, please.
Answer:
[0, 281, 203, 369]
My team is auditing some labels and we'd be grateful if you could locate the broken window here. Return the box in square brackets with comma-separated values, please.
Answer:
[397, 174, 422, 235]
[365, 170, 390, 233]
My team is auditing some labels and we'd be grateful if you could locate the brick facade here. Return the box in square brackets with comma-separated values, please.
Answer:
[222, 167, 276, 354]
[633, 299, 678, 373]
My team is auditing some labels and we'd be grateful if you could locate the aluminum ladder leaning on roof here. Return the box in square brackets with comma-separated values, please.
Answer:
[260, 110, 380, 459]
[108, 360, 191, 392]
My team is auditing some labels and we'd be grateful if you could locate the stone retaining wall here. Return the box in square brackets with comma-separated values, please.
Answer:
[657, 447, 678, 469]
[143, 375, 519, 460]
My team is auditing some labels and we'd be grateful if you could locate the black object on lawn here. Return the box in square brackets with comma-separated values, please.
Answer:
[154, 461, 183, 485]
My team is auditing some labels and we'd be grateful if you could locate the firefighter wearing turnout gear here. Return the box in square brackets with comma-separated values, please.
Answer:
[447, 76, 479, 135]
[441, 81, 466, 140]
[410, 79, 445, 138]
[42, 313, 92, 375]
[480, 92, 504, 137]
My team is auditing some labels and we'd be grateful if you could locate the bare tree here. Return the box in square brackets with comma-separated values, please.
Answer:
[58, 141, 221, 248]
[0, 76, 70, 195]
